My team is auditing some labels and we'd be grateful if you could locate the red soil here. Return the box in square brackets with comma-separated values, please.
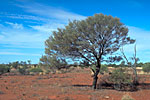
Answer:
[0, 68, 150, 100]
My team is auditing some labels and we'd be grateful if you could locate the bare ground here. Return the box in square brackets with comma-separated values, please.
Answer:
[0, 68, 150, 100]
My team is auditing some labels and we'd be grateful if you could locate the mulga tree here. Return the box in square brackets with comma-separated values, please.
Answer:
[40, 13, 135, 89]
[120, 44, 139, 85]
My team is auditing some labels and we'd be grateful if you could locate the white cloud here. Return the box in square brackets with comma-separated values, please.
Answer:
[0, 2, 87, 50]
[5, 22, 24, 29]
[29, 23, 65, 33]
[128, 26, 150, 51]
[120, 26, 150, 62]
[0, 13, 48, 22]
[0, 52, 40, 56]
[16, 2, 86, 21]
[0, 24, 49, 48]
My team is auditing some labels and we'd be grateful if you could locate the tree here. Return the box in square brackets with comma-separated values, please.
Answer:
[120, 44, 139, 85]
[40, 13, 135, 89]
[0, 64, 10, 75]
[27, 60, 31, 65]
[10, 61, 19, 69]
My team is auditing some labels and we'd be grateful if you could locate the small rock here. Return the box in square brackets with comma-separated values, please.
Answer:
[105, 96, 109, 99]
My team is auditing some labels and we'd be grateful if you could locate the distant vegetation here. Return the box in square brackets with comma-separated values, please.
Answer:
[1, 60, 150, 91]
[142, 62, 150, 73]
[0, 64, 10, 75]
[0, 60, 149, 76]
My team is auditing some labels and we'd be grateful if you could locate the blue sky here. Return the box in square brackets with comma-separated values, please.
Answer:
[0, 0, 150, 64]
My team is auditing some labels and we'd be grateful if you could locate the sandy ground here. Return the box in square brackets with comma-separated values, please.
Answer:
[0, 68, 150, 100]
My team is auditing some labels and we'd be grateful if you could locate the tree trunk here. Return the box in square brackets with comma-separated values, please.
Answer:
[92, 60, 101, 89]
[133, 67, 139, 85]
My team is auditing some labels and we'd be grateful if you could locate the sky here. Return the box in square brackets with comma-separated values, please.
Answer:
[0, 0, 150, 64]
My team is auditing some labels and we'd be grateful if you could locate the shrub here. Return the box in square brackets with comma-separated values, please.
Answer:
[100, 64, 108, 74]
[91, 64, 108, 74]
[108, 68, 132, 90]
[0, 64, 10, 75]
[18, 66, 28, 75]
[29, 67, 43, 73]
[142, 63, 150, 73]
[40, 55, 67, 70]
[122, 95, 134, 100]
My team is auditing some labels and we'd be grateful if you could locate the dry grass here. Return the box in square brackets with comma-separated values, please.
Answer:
[122, 95, 134, 100]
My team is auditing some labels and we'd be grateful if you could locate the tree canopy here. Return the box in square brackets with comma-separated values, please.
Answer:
[40, 13, 135, 89]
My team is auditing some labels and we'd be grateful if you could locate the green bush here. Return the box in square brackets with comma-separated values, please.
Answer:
[40, 55, 67, 70]
[18, 66, 28, 75]
[100, 64, 108, 74]
[142, 63, 150, 73]
[91, 64, 108, 74]
[29, 67, 43, 73]
[108, 68, 132, 90]
[0, 64, 10, 75]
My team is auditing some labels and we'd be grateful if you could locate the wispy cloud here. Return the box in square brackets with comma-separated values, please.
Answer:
[0, 52, 40, 56]
[0, 1, 87, 47]
[0, 23, 49, 48]
[128, 26, 150, 51]
[15, 2, 86, 21]
[0, 13, 48, 22]
[121, 26, 150, 62]
[29, 23, 65, 33]
[5, 22, 24, 29]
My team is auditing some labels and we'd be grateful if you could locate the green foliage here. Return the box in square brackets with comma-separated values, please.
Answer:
[29, 67, 43, 73]
[91, 64, 108, 74]
[100, 64, 108, 73]
[8, 61, 28, 75]
[40, 55, 67, 70]
[106, 64, 119, 68]
[8, 61, 28, 69]
[18, 66, 28, 75]
[109, 68, 132, 90]
[27, 60, 31, 65]
[40, 13, 135, 68]
[137, 62, 144, 67]
[0, 64, 10, 75]
[10, 61, 19, 69]
[142, 62, 150, 73]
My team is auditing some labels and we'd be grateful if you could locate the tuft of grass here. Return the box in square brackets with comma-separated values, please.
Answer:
[64, 97, 74, 100]
[0, 91, 4, 94]
[39, 96, 50, 100]
[32, 93, 39, 97]
[122, 95, 134, 100]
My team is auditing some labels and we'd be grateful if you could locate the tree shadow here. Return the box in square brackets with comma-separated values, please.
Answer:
[138, 83, 150, 90]
[97, 82, 150, 92]
[72, 82, 150, 92]
[72, 84, 91, 87]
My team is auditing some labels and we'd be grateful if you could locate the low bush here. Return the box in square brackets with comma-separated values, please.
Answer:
[29, 67, 43, 73]
[142, 63, 150, 73]
[18, 66, 28, 75]
[0, 64, 10, 75]
[122, 95, 134, 100]
[100, 64, 108, 74]
[91, 64, 108, 74]
[108, 68, 133, 90]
